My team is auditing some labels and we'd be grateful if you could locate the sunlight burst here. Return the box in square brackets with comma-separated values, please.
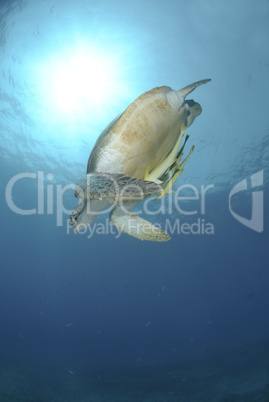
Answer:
[38, 45, 125, 121]
[53, 54, 112, 110]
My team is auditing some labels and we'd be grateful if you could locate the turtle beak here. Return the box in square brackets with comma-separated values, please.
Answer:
[177, 78, 211, 98]
[70, 199, 101, 232]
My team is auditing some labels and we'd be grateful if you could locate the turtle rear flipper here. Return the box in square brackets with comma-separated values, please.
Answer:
[110, 205, 170, 242]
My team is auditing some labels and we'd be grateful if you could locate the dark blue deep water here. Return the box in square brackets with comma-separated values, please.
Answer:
[1, 0, 269, 400]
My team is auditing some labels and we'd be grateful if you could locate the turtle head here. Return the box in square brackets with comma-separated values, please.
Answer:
[70, 198, 112, 232]
[70, 199, 94, 232]
[70, 173, 115, 232]
[70, 173, 162, 232]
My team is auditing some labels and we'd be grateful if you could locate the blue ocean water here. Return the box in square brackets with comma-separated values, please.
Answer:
[1, 0, 269, 400]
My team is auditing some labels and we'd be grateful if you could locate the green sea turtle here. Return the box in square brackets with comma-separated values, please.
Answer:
[70, 79, 211, 241]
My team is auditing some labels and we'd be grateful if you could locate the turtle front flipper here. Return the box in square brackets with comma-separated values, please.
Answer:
[110, 205, 170, 242]
[75, 173, 161, 202]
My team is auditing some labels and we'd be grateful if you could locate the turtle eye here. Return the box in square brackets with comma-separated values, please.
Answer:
[69, 213, 76, 225]
[70, 208, 80, 225]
